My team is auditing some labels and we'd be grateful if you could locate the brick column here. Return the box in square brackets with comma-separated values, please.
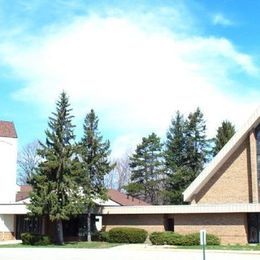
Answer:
[249, 130, 259, 203]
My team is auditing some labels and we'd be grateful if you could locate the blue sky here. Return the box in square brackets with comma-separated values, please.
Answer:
[1, 0, 260, 157]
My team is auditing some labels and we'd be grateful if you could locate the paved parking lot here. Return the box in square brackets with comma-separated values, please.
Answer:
[0, 245, 259, 260]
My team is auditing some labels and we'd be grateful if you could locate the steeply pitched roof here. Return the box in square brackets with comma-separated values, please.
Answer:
[16, 185, 32, 202]
[16, 186, 149, 206]
[183, 107, 260, 202]
[0, 121, 17, 138]
[108, 189, 149, 206]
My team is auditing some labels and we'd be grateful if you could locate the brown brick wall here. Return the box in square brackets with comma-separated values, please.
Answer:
[0, 232, 15, 241]
[193, 138, 252, 204]
[174, 213, 248, 244]
[102, 213, 249, 244]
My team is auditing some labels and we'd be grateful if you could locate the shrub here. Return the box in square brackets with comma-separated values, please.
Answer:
[21, 233, 51, 245]
[206, 233, 220, 245]
[182, 233, 200, 246]
[149, 232, 220, 246]
[182, 233, 220, 246]
[35, 235, 51, 245]
[21, 233, 33, 245]
[166, 232, 183, 245]
[91, 231, 109, 242]
[150, 232, 182, 245]
[149, 232, 165, 245]
[108, 227, 148, 243]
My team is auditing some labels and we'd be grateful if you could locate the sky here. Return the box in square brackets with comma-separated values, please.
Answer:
[1, 0, 260, 158]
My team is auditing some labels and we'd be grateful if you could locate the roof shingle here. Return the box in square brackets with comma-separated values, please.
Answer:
[0, 121, 17, 138]
[107, 189, 149, 206]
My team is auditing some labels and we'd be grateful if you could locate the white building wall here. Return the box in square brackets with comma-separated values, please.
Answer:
[95, 216, 102, 231]
[0, 137, 17, 203]
[0, 215, 14, 232]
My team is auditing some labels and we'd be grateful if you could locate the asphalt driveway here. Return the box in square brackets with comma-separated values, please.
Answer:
[0, 245, 259, 260]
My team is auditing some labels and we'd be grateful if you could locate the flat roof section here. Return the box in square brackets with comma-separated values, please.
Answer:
[100, 203, 260, 215]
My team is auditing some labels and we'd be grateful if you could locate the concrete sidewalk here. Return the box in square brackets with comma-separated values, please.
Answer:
[0, 244, 259, 260]
[112, 243, 260, 255]
[0, 240, 22, 245]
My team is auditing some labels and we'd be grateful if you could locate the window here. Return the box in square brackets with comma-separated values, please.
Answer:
[164, 217, 174, 231]
[248, 213, 260, 243]
[16, 215, 42, 239]
[63, 215, 89, 238]
[255, 126, 260, 188]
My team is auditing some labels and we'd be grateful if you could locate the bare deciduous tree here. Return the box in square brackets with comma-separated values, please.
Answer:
[116, 155, 131, 191]
[105, 153, 132, 191]
[17, 140, 41, 184]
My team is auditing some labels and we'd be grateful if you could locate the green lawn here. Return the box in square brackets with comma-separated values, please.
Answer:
[1, 242, 260, 251]
[0, 241, 118, 249]
[174, 244, 260, 251]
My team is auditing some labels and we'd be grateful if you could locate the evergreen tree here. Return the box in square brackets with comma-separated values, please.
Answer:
[28, 92, 83, 245]
[79, 109, 114, 241]
[164, 111, 188, 204]
[125, 133, 164, 204]
[185, 107, 210, 175]
[213, 120, 235, 156]
[164, 166, 194, 204]
[164, 111, 186, 173]
[164, 108, 210, 204]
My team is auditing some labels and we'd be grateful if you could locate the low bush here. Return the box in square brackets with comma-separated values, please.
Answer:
[91, 231, 109, 242]
[182, 233, 220, 246]
[108, 227, 148, 243]
[21, 232, 51, 245]
[182, 233, 200, 246]
[21, 233, 33, 245]
[149, 232, 220, 246]
[206, 233, 221, 245]
[149, 232, 164, 245]
[150, 232, 182, 245]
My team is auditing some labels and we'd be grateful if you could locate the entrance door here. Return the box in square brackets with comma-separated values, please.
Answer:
[164, 217, 174, 231]
[248, 213, 260, 243]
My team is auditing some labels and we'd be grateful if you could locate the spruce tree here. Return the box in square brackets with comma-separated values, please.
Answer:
[213, 120, 235, 156]
[28, 92, 83, 244]
[164, 166, 194, 204]
[164, 111, 186, 173]
[185, 107, 210, 175]
[79, 109, 114, 241]
[164, 108, 210, 204]
[164, 111, 188, 204]
[125, 133, 164, 204]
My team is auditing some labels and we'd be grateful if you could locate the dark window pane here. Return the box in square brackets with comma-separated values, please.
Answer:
[248, 213, 260, 243]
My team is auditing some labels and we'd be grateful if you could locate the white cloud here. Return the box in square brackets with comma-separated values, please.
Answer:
[1, 11, 259, 157]
[212, 13, 233, 27]
[110, 134, 137, 159]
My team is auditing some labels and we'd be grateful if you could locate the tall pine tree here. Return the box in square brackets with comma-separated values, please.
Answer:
[164, 111, 189, 204]
[164, 111, 186, 173]
[164, 108, 210, 204]
[79, 109, 114, 241]
[28, 92, 83, 244]
[164, 166, 194, 204]
[185, 107, 210, 175]
[213, 120, 235, 156]
[125, 133, 164, 204]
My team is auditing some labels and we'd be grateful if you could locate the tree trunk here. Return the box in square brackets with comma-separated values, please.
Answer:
[87, 212, 92, 242]
[55, 219, 64, 245]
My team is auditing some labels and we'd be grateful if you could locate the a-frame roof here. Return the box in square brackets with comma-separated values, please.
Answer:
[183, 107, 260, 202]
